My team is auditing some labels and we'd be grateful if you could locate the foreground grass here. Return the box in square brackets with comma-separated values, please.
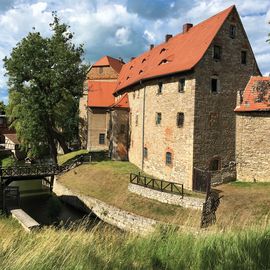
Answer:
[58, 161, 202, 227]
[0, 216, 270, 270]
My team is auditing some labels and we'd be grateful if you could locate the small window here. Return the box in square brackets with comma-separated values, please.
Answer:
[177, 112, 184, 127]
[165, 152, 172, 165]
[120, 124, 125, 134]
[139, 70, 143, 74]
[126, 76, 130, 80]
[241, 51, 247, 65]
[135, 113, 139, 126]
[130, 65, 134, 70]
[99, 67, 103, 74]
[213, 45, 221, 60]
[209, 158, 220, 171]
[178, 78, 185, 92]
[143, 147, 148, 159]
[142, 58, 146, 63]
[157, 82, 163, 94]
[211, 78, 219, 93]
[160, 48, 166, 54]
[99, 133, 105, 145]
[229, 25, 236, 39]
[156, 112, 162, 125]
[159, 59, 169, 65]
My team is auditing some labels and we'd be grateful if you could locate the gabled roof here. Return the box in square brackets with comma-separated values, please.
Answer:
[88, 81, 116, 107]
[114, 5, 235, 94]
[111, 93, 129, 109]
[4, 133, 19, 144]
[235, 76, 270, 112]
[93, 56, 124, 74]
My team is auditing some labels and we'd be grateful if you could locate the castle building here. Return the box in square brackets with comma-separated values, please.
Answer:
[112, 5, 261, 190]
[235, 76, 270, 182]
[79, 56, 125, 151]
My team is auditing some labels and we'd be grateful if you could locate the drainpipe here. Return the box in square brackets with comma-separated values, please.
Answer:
[141, 80, 146, 171]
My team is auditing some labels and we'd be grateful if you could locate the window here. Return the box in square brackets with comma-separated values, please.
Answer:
[165, 152, 172, 165]
[142, 58, 146, 63]
[160, 48, 166, 54]
[229, 25, 236, 39]
[211, 77, 220, 93]
[209, 158, 221, 171]
[99, 67, 103, 74]
[143, 147, 148, 159]
[178, 78, 185, 92]
[157, 82, 163, 94]
[99, 133, 105, 145]
[177, 112, 184, 127]
[156, 112, 162, 125]
[213, 45, 221, 60]
[135, 113, 139, 126]
[241, 51, 247, 65]
[120, 124, 125, 134]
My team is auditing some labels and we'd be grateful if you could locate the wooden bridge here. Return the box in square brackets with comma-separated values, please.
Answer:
[0, 155, 85, 212]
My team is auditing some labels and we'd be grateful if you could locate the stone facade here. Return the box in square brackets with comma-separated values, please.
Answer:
[236, 112, 270, 182]
[115, 8, 260, 190]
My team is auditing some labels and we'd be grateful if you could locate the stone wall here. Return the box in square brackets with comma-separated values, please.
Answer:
[53, 180, 158, 234]
[87, 66, 119, 80]
[128, 183, 204, 210]
[87, 108, 110, 151]
[127, 74, 196, 189]
[109, 109, 130, 160]
[193, 9, 260, 175]
[78, 81, 88, 148]
[236, 112, 270, 182]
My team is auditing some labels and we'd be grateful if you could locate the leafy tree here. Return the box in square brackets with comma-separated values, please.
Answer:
[3, 14, 87, 163]
[0, 101, 6, 114]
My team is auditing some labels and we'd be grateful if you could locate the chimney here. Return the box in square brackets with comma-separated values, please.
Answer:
[165, 34, 173, 42]
[183, 23, 193, 33]
[150, 44, 154, 50]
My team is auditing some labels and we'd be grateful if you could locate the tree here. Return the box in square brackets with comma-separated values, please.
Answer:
[4, 14, 87, 163]
[0, 101, 6, 114]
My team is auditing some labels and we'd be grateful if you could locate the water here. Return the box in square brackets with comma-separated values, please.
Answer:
[9, 180, 100, 228]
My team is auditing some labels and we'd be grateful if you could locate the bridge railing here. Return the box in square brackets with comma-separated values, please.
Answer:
[130, 173, 184, 198]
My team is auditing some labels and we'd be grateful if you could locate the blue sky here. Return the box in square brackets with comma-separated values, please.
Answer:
[0, 0, 269, 103]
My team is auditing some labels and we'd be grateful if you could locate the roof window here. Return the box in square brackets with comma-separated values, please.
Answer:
[159, 59, 169, 65]
[142, 58, 146, 63]
[130, 65, 133, 70]
[160, 48, 166, 54]
[139, 70, 143, 74]
[126, 76, 130, 80]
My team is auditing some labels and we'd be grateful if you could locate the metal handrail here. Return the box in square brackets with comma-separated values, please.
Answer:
[130, 173, 184, 198]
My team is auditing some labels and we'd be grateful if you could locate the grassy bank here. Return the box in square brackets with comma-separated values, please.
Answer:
[58, 161, 202, 227]
[0, 216, 270, 269]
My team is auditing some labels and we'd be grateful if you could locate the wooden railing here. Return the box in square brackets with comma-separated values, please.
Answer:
[130, 173, 184, 198]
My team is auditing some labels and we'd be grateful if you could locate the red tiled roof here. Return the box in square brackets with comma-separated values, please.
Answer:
[235, 76, 270, 112]
[93, 56, 124, 74]
[111, 93, 129, 109]
[114, 5, 235, 94]
[88, 81, 117, 107]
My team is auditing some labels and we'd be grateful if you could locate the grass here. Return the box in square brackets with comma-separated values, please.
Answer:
[57, 149, 89, 165]
[58, 161, 202, 227]
[0, 156, 16, 167]
[0, 216, 270, 269]
[58, 159, 270, 230]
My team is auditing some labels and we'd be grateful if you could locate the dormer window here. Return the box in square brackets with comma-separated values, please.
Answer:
[139, 70, 143, 74]
[126, 76, 130, 80]
[160, 48, 166, 54]
[213, 45, 221, 60]
[229, 25, 236, 39]
[130, 65, 133, 70]
[142, 58, 146, 63]
[159, 59, 169, 65]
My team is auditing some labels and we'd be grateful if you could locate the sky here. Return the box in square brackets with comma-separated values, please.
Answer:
[0, 0, 269, 103]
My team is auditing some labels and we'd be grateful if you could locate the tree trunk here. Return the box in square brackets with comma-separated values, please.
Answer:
[52, 129, 70, 154]
[48, 133, 58, 164]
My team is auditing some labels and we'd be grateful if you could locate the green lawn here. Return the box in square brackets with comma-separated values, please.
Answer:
[57, 149, 89, 165]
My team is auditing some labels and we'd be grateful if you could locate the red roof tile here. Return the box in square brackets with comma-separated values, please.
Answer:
[114, 5, 235, 94]
[111, 93, 129, 109]
[93, 56, 124, 74]
[235, 76, 270, 112]
[88, 81, 117, 107]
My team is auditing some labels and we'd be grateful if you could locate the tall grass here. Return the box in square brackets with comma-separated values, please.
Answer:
[0, 216, 270, 270]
